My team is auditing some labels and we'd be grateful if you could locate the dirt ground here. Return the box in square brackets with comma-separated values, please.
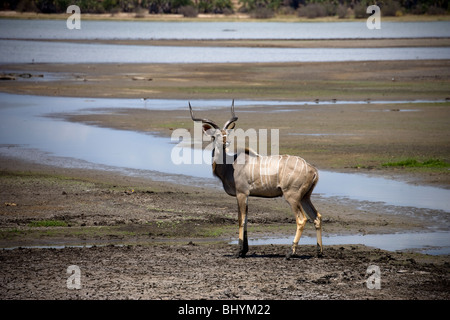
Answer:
[0, 39, 449, 300]
[1, 242, 449, 300]
[0, 157, 449, 300]
[2, 60, 450, 101]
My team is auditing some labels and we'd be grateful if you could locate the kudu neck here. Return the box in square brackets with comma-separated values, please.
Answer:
[211, 145, 235, 172]
[211, 145, 237, 196]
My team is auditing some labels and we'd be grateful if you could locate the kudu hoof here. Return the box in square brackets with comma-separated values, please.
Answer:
[285, 250, 296, 260]
[317, 244, 323, 258]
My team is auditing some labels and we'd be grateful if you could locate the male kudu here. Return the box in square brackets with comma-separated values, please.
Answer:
[189, 101, 323, 258]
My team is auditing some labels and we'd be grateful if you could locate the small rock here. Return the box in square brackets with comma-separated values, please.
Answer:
[4, 202, 17, 206]
[0, 75, 15, 80]
[132, 76, 147, 81]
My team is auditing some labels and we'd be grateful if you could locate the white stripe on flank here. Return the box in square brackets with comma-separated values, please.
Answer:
[300, 158, 307, 187]
[248, 157, 253, 182]
[281, 155, 290, 185]
[267, 157, 273, 187]
[301, 158, 306, 178]
[289, 157, 299, 186]
[276, 155, 282, 186]
[265, 157, 269, 187]
[259, 157, 264, 188]
[264, 157, 269, 187]
[251, 157, 256, 183]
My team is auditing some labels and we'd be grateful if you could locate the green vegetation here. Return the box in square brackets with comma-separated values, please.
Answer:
[0, 225, 145, 242]
[0, 0, 448, 18]
[382, 158, 450, 168]
[28, 219, 68, 227]
[0, 0, 234, 15]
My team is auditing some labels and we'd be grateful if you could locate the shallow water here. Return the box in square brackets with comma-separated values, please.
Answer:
[230, 232, 450, 255]
[0, 93, 449, 212]
[1, 40, 450, 64]
[316, 171, 450, 212]
[1, 93, 449, 254]
[1, 19, 450, 40]
[2, 232, 449, 255]
[2, 20, 449, 64]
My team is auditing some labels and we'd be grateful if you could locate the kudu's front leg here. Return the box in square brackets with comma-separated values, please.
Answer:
[236, 193, 249, 258]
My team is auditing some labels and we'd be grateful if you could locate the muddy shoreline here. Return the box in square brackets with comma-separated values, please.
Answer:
[1, 149, 449, 299]
[1, 243, 449, 300]
[2, 60, 450, 100]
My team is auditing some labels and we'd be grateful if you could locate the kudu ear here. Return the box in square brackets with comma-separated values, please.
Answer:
[226, 122, 235, 130]
[202, 123, 216, 137]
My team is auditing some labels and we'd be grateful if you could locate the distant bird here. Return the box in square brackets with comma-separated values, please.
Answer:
[141, 97, 149, 108]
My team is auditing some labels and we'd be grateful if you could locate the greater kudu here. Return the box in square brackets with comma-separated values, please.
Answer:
[189, 101, 323, 258]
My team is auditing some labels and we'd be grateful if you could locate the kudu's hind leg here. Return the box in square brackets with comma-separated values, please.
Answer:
[299, 175, 323, 257]
[285, 196, 307, 259]
[301, 197, 323, 257]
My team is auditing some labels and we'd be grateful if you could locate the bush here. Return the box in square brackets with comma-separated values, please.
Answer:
[297, 3, 326, 19]
[16, 0, 37, 11]
[381, 0, 401, 17]
[148, 0, 172, 14]
[222, 7, 233, 15]
[213, 0, 233, 14]
[178, 4, 198, 16]
[278, 5, 296, 15]
[198, 0, 213, 13]
[1, 0, 447, 17]
[322, 1, 336, 16]
[353, 3, 366, 18]
[135, 5, 146, 17]
[250, 7, 274, 18]
[337, 4, 348, 18]
[427, 5, 446, 15]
